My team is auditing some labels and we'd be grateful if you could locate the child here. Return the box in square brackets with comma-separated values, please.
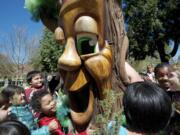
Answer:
[154, 63, 172, 91]
[0, 120, 30, 135]
[121, 81, 172, 135]
[168, 63, 180, 135]
[25, 70, 60, 102]
[2, 85, 58, 135]
[169, 63, 180, 90]
[154, 63, 180, 135]
[25, 70, 44, 102]
[30, 90, 66, 135]
[146, 64, 156, 82]
[31, 90, 87, 135]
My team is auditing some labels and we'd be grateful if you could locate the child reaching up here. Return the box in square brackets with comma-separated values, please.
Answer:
[30, 90, 66, 135]
[2, 85, 58, 135]
[31, 90, 87, 135]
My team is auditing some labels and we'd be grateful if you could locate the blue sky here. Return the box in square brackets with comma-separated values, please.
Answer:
[0, 0, 179, 60]
[0, 0, 43, 38]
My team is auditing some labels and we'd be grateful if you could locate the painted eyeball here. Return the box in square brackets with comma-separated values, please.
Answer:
[76, 33, 98, 55]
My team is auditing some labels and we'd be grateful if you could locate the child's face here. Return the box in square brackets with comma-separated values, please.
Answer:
[155, 66, 172, 90]
[30, 74, 43, 88]
[40, 94, 56, 115]
[10, 92, 26, 105]
[169, 67, 180, 90]
[147, 65, 153, 73]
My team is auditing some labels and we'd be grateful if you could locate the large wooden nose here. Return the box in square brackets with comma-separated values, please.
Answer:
[58, 37, 81, 71]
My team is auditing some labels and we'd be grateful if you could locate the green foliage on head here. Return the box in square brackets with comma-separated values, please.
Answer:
[24, 0, 59, 21]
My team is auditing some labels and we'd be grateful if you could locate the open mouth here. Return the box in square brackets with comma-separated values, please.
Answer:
[68, 83, 91, 111]
[69, 82, 95, 127]
[60, 67, 97, 127]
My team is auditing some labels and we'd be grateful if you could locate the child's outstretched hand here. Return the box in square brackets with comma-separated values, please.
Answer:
[48, 119, 58, 132]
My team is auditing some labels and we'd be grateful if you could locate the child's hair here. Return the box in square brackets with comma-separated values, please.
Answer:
[30, 89, 50, 112]
[154, 63, 170, 77]
[0, 93, 9, 109]
[26, 70, 42, 84]
[147, 64, 153, 68]
[0, 120, 30, 135]
[2, 85, 24, 100]
[123, 81, 172, 134]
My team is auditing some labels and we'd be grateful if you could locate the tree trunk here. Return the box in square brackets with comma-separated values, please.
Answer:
[103, 0, 129, 115]
[156, 41, 170, 62]
[170, 39, 179, 57]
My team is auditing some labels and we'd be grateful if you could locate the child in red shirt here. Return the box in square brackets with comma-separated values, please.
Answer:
[31, 90, 65, 135]
[30, 90, 87, 135]
[25, 71, 60, 102]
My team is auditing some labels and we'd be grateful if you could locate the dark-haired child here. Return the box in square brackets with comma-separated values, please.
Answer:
[25, 70, 60, 102]
[0, 120, 31, 135]
[155, 63, 180, 135]
[31, 90, 66, 135]
[31, 90, 87, 135]
[25, 70, 44, 102]
[121, 81, 172, 135]
[2, 85, 58, 135]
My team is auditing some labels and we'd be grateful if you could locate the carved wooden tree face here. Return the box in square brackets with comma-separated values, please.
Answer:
[39, 0, 113, 131]
[57, 0, 112, 130]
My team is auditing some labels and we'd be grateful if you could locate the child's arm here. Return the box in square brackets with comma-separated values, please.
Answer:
[31, 119, 59, 135]
[31, 126, 50, 135]
[125, 62, 144, 83]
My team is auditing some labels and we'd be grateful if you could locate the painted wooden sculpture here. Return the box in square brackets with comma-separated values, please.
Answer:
[25, 0, 129, 132]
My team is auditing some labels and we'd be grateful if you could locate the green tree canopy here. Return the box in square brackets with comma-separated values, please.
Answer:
[35, 27, 64, 72]
[124, 0, 180, 62]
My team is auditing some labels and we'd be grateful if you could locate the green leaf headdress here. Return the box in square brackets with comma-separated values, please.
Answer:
[24, 0, 60, 22]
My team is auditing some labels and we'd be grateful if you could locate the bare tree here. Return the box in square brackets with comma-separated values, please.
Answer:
[1, 26, 39, 78]
[0, 53, 15, 77]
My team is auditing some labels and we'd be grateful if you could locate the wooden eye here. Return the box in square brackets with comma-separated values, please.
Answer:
[77, 36, 97, 55]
